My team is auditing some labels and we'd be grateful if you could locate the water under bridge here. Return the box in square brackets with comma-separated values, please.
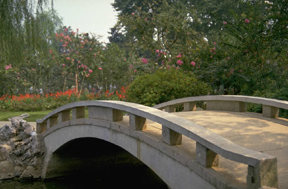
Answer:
[36, 95, 288, 189]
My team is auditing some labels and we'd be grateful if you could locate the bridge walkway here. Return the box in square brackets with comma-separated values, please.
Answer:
[119, 110, 288, 188]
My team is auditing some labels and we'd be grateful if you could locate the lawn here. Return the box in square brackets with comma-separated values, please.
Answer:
[0, 110, 52, 122]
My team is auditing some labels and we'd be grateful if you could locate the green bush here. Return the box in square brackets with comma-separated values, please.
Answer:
[126, 69, 211, 106]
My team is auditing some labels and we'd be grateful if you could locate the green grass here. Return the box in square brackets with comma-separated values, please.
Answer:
[0, 110, 52, 122]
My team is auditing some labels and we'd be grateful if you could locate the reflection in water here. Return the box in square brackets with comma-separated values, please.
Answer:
[0, 165, 169, 189]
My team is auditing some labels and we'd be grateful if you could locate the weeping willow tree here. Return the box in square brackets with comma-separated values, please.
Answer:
[0, 0, 63, 95]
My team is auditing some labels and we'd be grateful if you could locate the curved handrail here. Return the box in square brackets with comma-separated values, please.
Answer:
[36, 100, 278, 188]
[154, 95, 288, 110]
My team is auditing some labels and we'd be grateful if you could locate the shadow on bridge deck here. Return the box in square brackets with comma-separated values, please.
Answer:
[140, 110, 288, 189]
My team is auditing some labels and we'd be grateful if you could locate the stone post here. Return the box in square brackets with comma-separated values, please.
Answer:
[162, 126, 182, 145]
[196, 142, 219, 167]
[247, 158, 278, 189]
[262, 105, 279, 118]
[72, 107, 85, 120]
[47, 117, 57, 129]
[183, 102, 196, 111]
[129, 114, 147, 131]
[36, 122, 47, 134]
[58, 110, 70, 123]
[165, 105, 176, 113]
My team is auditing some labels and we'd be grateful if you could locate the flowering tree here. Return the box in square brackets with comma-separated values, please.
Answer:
[113, 0, 207, 71]
[50, 27, 103, 95]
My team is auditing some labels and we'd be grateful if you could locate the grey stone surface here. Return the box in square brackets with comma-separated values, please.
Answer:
[0, 117, 43, 181]
[33, 97, 288, 188]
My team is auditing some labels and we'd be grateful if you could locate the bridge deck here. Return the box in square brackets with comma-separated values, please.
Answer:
[122, 110, 288, 188]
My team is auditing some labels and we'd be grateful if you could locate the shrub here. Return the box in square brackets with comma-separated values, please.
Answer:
[126, 69, 211, 106]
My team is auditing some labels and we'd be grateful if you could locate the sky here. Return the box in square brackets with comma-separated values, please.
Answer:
[53, 0, 118, 43]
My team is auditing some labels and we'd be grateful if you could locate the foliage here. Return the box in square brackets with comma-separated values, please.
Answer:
[112, 0, 288, 98]
[0, 87, 126, 112]
[126, 68, 211, 106]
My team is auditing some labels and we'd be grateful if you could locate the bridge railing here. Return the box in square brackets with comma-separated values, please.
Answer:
[36, 100, 278, 188]
[154, 95, 288, 118]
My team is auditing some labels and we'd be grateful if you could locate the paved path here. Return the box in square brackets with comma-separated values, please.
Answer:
[145, 110, 288, 188]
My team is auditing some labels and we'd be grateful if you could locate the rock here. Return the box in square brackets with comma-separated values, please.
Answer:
[14, 166, 25, 177]
[0, 161, 14, 179]
[0, 145, 10, 161]
[23, 122, 33, 135]
[0, 125, 16, 141]
[0, 114, 44, 181]
[20, 166, 40, 180]
[18, 131, 30, 140]
[8, 113, 30, 121]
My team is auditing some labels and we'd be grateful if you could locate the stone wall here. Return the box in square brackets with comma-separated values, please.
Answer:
[0, 115, 44, 180]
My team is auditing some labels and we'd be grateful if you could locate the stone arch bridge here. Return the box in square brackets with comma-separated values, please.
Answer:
[37, 95, 288, 189]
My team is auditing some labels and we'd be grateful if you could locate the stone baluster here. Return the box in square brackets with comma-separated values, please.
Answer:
[196, 142, 219, 167]
[58, 110, 70, 123]
[165, 105, 176, 113]
[47, 117, 57, 129]
[183, 102, 196, 111]
[162, 126, 182, 145]
[36, 121, 47, 134]
[246, 158, 278, 188]
[72, 107, 85, 120]
[129, 114, 147, 131]
[262, 105, 279, 118]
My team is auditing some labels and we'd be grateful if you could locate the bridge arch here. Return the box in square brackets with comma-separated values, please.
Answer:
[41, 118, 214, 189]
[37, 99, 278, 189]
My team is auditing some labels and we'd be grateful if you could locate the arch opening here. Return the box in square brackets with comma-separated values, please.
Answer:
[45, 137, 169, 189]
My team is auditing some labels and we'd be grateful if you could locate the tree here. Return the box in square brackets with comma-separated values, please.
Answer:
[0, 1, 57, 95]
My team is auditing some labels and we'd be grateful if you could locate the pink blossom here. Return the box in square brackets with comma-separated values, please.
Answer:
[214, 42, 217, 46]
[55, 33, 59, 37]
[62, 64, 65, 67]
[131, 12, 135, 16]
[66, 57, 70, 60]
[176, 60, 183, 66]
[144, 18, 147, 21]
[129, 65, 133, 69]
[5, 64, 12, 70]
[49, 49, 53, 54]
[60, 33, 64, 37]
[245, 19, 250, 23]
[223, 21, 227, 25]
[64, 28, 68, 32]
[142, 58, 148, 64]
[176, 53, 182, 58]
[191, 61, 196, 66]
[156, 49, 160, 54]
[98, 67, 102, 70]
